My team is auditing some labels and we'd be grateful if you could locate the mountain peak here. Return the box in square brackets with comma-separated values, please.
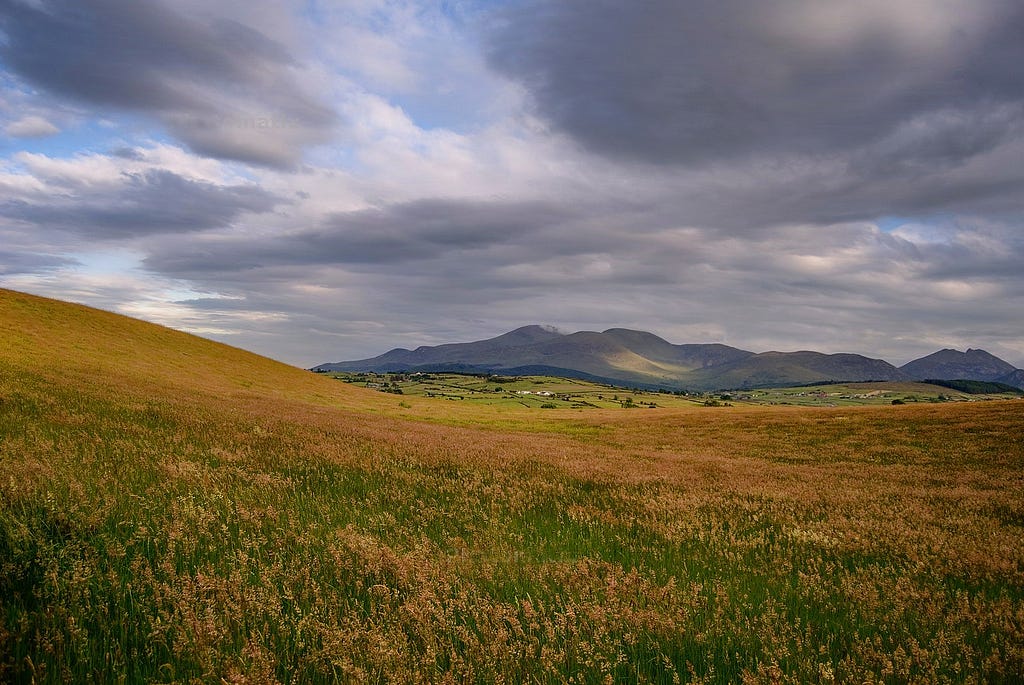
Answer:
[602, 327, 670, 340]
[492, 324, 565, 345]
[901, 348, 1016, 382]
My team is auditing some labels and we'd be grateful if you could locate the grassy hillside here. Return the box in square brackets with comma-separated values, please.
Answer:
[924, 378, 1024, 395]
[2, 289, 1023, 683]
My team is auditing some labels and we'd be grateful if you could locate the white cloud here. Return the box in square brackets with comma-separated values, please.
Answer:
[4, 115, 60, 138]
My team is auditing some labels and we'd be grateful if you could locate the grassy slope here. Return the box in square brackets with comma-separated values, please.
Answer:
[2, 288, 1023, 683]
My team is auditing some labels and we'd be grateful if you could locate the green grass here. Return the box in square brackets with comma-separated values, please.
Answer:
[724, 380, 1023, 406]
[326, 371, 695, 409]
[330, 371, 1024, 410]
[2, 289, 1023, 683]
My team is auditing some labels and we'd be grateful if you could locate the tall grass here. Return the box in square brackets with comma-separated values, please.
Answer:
[1, 289, 1023, 683]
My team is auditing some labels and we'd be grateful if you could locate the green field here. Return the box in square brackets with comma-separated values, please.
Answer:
[733, 380, 1023, 406]
[324, 371, 693, 409]
[327, 371, 1024, 408]
[3, 289, 1023, 683]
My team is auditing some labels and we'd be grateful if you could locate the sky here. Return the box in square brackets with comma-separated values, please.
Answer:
[1, 0, 1023, 368]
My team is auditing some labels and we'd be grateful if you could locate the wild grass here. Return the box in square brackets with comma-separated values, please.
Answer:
[1, 289, 1023, 683]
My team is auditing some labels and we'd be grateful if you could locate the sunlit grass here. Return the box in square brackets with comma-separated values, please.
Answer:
[2, 289, 1023, 683]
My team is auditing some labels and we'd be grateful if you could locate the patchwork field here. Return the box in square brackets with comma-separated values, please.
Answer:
[329, 371, 1024, 408]
[2, 289, 1023, 683]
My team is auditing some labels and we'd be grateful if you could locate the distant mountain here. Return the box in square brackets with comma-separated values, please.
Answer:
[314, 326, 755, 389]
[685, 351, 911, 390]
[996, 368, 1024, 390]
[316, 328, 1024, 392]
[900, 348, 1017, 382]
[313, 327, 936, 391]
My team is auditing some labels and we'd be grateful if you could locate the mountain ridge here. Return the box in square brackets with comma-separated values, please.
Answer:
[315, 326, 1024, 391]
[899, 348, 1017, 382]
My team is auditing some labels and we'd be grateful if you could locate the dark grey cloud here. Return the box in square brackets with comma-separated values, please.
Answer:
[679, 141, 1024, 230]
[896, 221, 1024, 282]
[143, 198, 572, 274]
[0, 0, 335, 166]
[486, 0, 1024, 171]
[0, 249, 73, 274]
[0, 169, 282, 238]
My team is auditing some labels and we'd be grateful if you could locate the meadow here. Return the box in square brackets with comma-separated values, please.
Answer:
[1, 289, 1022, 683]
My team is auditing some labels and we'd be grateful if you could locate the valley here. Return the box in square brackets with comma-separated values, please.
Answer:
[327, 371, 1024, 409]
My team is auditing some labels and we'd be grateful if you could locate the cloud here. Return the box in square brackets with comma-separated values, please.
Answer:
[0, 249, 73, 274]
[4, 115, 60, 138]
[486, 0, 1024, 170]
[0, 168, 282, 238]
[142, 198, 573, 274]
[0, 0, 336, 166]
[131, 190, 1024, 367]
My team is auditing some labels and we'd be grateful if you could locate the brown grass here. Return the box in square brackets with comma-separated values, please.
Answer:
[1, 288, 1022, 683]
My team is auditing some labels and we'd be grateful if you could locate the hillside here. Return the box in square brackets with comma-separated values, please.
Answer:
[997, 368, 1024, 390]
[350, 324, 565, 369]
[685, 350, 911, 389]
[0, 288, 361, 409]
[923, 378, 1024, 395]
[2, 289, 1023, 683]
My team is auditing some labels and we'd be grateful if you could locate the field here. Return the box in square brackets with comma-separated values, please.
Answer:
[734, 381, 1023, 406]
[324, 371, 694, 409]
[2, 289, 1023, 683]
[329, 371, 1024, 408]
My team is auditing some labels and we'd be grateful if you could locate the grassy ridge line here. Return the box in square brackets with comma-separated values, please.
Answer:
[2, 288, 1023, 683]
[0, 288, 371, 406]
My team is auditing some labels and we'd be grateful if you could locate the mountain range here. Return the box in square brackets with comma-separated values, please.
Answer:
[314, 326, 1024, 391]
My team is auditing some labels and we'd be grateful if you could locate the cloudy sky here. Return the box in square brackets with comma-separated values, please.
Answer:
[2, 0, 1023, 367]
